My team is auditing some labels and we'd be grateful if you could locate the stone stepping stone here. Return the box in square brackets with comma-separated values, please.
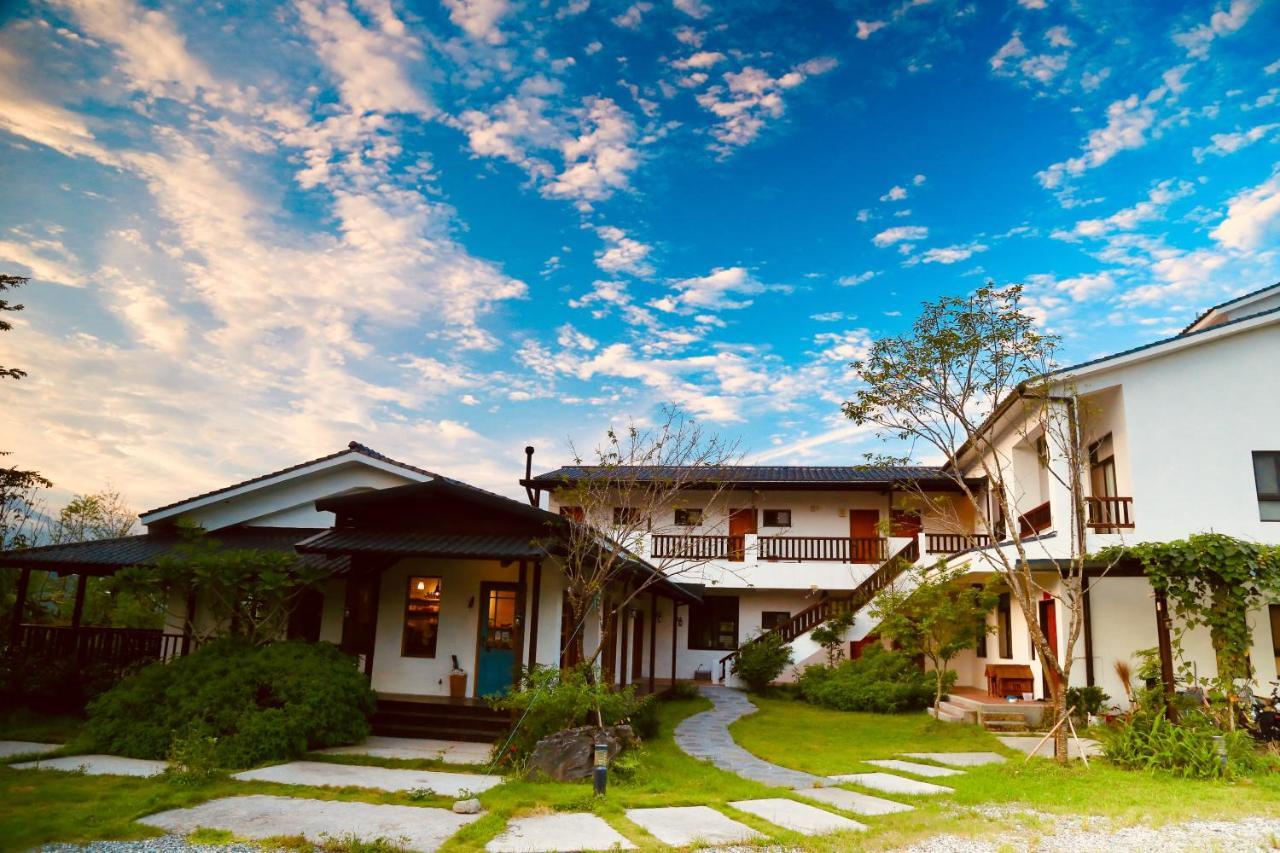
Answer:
[799, 787, 913, 816]
[485, 813, 636, 852]
[316, 736, 492, 765]
[997, 736, 1101, 760]
[900, 751, 1007, 767]
[12, 754, 166, 777]
[141, 794, 479, 852]
[729, 798, 866, 835]
[827, 772, 953, 796]
[866, 759, 964, 778]
[233, 760, 501, 797]
[625, 805, 762, 846]
[0, 740, 61, 759]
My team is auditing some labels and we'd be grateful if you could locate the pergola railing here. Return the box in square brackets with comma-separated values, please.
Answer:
[8, 624, 189, 669]
[1086, 496, 1135, 531]
[923, 532, 993, 554]
[758, 535, 887, 563]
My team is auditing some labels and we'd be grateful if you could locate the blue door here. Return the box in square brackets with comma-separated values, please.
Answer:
[475, 583, 520, 697]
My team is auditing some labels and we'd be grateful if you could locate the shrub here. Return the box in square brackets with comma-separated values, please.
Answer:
[665, 682, 702, 702]
[85, 640, 375, 769]
[489, 664, 650, 769]
[731, 632, 794, 693]
[0, 653, 130, 714]
[797, 646, 944, 713]
[1099, 711, 1260, 779]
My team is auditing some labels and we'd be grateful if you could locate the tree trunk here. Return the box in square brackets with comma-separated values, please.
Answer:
[1051, 679, 1069, 763]
[1208, 582, 1250, 685]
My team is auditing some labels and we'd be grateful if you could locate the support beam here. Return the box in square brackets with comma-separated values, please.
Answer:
[671, 602, 679, 683]
[182, 589, 198, 656]
[1082, 581, 1095, 687]
[515, 561, 527, 685]
[8, 567, 31, 648]
[618, 603, 630, 689]
[69, 573, 88, 630]
[1154, 587, 1178, 722]
[527, 560, 542, 670]
[648, 593, 657, 694]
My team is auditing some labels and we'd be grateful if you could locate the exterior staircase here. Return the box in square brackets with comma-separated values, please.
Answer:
[371, 695, 511, 742]
[718, 538, 921, 682]
[928, 692, 1042, 732]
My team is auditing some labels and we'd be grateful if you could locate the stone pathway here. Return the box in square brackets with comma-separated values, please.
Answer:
[900, 751, 1007, 767]
[485, 813, 636, 852]
[626, 806, 762, 846]
[997, 735, 1101, 760]
[827, 772, 953, 796]
[232, 760, 502, 796]
[12, 755, 167, 777]
[140, 794, 479, 851]
[866, 759, 964, 778]
[729, 798, 866, 834]
[673, 686, 821, 789]
[316, 736, 491, 765]
[0, 740, 61, 759]
[802, 787, 915, 816]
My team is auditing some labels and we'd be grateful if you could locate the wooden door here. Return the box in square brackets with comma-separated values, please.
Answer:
[1038, 597, 1059, 700]
[728, 508, 756, 561]
[889, 509, 922, 539]
[341, 570, 382, 676]
[849, 509, 880, 562]
[475, 582, 521, 697]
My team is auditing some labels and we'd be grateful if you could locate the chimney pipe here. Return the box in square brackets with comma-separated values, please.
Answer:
[524, 445, 537, 507]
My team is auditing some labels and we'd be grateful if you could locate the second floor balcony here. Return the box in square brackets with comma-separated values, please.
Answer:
[649, 530, 994, 564]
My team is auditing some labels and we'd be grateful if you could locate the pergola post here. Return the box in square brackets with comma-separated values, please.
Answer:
[8, 567, 31, 648]
[1082, 579, 1095, 687]
[648, 593, 657, 694]
[526, 560, 542, 671]
[1154, 587, 1178, 722]
[670, 602, 679, 683]
[69, 573, 88, 630]
[618, 604, 630, 688]
[182, 589, 198, 656]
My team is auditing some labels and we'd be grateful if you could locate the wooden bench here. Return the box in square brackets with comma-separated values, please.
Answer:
[985, 663, 1035, 698]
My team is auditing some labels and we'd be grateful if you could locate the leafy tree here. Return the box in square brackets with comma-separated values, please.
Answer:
[50, 489, 136, 543]
[1, 273, 29, 381]
[870, 564, 998, 713]
[809, 609, 855, 667]
[112, 524, 326, 645]
[731, 630, 794, 692]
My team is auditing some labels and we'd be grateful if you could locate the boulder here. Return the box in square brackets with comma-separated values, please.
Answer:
[452, 798, 482, 815]
[527, 724, 638, 782]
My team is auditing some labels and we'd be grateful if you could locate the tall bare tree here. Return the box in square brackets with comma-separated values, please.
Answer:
[844, 285, 1118, 762]
[541, 407, 743, 674]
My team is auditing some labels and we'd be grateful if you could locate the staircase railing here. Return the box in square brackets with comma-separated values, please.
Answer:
[718, 537, 921, 682]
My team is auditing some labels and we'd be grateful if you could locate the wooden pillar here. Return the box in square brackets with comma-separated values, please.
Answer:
[1082, 578, 1095, 687]
[8, 567, 31, 647]
[69, 573, 88, 629]
[648, 593, 657, 693]
[671, 602, 679, 683]
[526, 560, 542, 671]
[618, 603, 630, 688]
[1154, 587, 1178, 722]
[182, 589, 198, 656]
[515, 561, 527, 686]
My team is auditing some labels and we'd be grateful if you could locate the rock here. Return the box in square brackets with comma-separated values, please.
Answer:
[452, 798, 482, 815]
[526, 725, 639, 782]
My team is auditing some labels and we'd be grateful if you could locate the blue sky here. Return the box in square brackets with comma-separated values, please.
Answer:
[0, 0, 1277, 511]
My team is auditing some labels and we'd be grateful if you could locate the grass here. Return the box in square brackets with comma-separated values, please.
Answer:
[0, 707, 84, 744]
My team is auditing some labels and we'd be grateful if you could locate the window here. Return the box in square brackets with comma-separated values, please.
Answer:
[996, 593, 1012, 659]
[674, 507, 703, 526]
[761, 611, 791, 631]
[401, 576, 442, 657]
[560, 506, 584, 522]
[762, 509, 792, 527]
[613, 506, 645, 526]
[1253, 452, 1280, 522]
[688, 596, 739, 650]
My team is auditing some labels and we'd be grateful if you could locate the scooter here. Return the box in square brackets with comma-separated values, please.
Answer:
[1248, 681, 1280, 742]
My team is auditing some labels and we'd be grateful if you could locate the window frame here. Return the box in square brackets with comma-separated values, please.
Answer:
[613, 506, 646, 526]
[761, 508, 793, 528]
[1253, 451, 1280, 522]
[674, 507, 704, 527]
[761, 610, 791, 631]
[687, 596, 740, 651]
[400, 575, 443, 659]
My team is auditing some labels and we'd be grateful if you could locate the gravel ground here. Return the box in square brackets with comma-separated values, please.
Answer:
[40, 838, 259, 853]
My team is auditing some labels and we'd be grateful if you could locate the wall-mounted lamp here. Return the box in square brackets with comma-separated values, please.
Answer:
[467, 596, 476, 609]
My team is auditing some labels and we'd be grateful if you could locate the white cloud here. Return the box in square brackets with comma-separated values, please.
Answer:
[990, 32, 1027, 71]
[837, 271, 877, 286]
[671, 50, 725, 70]
[1193, 123, 1279, 160]
[1018, 0, 1047, 8]
[0, 237, 86, 287]
[543, 97, 639, 205]
[1045, 25, 1073, 48]
[1267, 58, 1280, 75]
[1173, 0, 1259, 59]
[918, 242, 989, 264]
[912, 174, 926, 185]
[872, 225, 927, 247]
[442, 0, 512, 44]
[695, 56, 837, 154]
[651, 266, 766, 313]
[810, 311, 845, 321]
[594, 225, 654, 276]
[855, 20, 886, 40]
[613, 2, 653, 29]
[1037, 93, 1157, 189]
[1211, 170, 1280, 251]
[880, 185, 908, 201]
[1059, 179, 1195, 238]
[673, 0, 711, 19]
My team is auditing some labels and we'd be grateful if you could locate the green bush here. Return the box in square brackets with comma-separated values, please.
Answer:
[1066, 685, 1110, 717]
[731, 632, 794, 692]
[0, 653, 129, 714]
[1100, 712, 1260, 779]
[85, 640, 375, 769]
[489, 664, 650, 769]
[797, 646, 943, 713]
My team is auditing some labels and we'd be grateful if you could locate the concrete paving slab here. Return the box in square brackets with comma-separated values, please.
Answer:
[316, 736, 492, 765]
[865, 759, 964, 778]
[11, 754, 167, 777]
[625, 806, 763, 846]
[900, 751, 1007, 767]
[140, 794, 478, 852]
[485, 813, 636, 852]
[799, 786, 914, 816]
[729, 798, 866, 835]
[232, 760, 501, 796]
[0, 740, 61, 759]
[826, 772, 953, 796]
[997, 735, 1101, 759]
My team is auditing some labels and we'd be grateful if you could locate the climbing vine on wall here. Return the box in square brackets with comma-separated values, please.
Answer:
[1097, 534, 1280, 686]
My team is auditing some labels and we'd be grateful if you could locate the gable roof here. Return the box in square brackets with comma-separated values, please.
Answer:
[139, 442, 434, 525]
[1180, 281, 1280, 334]
[525, 464, 966, 492]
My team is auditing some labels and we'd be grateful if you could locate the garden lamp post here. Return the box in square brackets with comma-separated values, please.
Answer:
[593, 736, 609, 795]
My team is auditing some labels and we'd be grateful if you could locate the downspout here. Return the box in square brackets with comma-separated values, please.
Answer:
[524, 445, 537, 507]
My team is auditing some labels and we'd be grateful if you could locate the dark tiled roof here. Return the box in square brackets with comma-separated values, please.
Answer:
[140, 442, 436, 519]
[1179, 280, 1280, 334]
[296, 530, 545, 560]
[528, 465, 949, 485]
[0, 526, 346, 574]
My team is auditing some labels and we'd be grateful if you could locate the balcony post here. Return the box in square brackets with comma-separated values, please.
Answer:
[8, 567, 31, 648]
[69, 573, 89, 630]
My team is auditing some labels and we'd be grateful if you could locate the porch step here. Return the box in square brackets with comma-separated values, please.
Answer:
[371, 698, 510, 744]
[980, 718, 1031, 733]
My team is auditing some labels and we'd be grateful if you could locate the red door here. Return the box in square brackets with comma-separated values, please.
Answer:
[1038, 597, 1059, 699]
[849, 509, 880, 562]
[728, 508, 757, 561]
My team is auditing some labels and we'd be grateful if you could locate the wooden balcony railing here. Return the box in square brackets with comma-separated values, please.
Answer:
[1018, 500, 1052, 537]
[758, 536, 887, 564]
[651, 534, 743, 560]
[10, 624, 188, 669]
[1086, 496, 1135, 531]
[924, 532, 993, 554]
